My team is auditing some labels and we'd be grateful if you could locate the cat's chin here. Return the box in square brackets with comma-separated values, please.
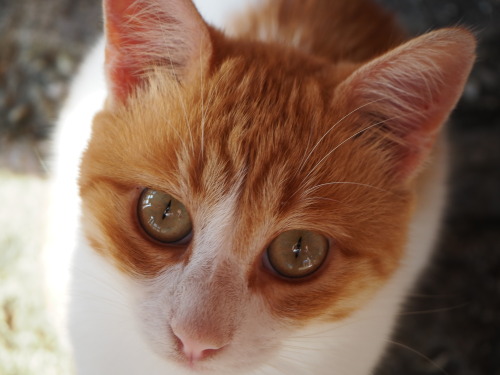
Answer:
[168, 354, 253, 375]
[148, 349, 264, 375]
[167, 357, 222, 374]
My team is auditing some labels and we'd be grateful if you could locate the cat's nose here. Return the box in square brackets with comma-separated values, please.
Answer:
[173, 330, 225, 362]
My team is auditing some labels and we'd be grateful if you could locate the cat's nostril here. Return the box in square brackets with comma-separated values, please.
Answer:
[173, 330, 224, 362]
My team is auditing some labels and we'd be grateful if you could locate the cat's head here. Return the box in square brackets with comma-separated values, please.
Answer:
[78, 0, 475, 372]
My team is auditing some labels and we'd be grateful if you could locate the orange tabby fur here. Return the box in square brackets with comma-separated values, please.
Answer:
[229, 0, 406, 61]
[78, 0, 474, 345]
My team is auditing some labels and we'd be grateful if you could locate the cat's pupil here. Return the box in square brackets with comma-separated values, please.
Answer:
[293, 237, 302, 258]
[162, 200, 172, 220]
[137, 188, 192, 244]
[267, 230, 329, 278]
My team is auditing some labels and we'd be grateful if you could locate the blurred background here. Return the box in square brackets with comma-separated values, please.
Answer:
[0, 0, 498, 374]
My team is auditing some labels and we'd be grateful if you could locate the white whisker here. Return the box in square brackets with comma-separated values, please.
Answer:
[149, 7, 194, 153]
[386, 340, 450, 375]
[304, 181, 390, 196]
[296, 98, 384, 175]
[304, 196, 342, 203]
[397, 303, 467, 317]
[200, 41, 206, 158]
[301, 111, 409, 186]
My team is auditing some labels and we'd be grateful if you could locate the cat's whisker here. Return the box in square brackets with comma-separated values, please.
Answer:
[69, 279, 130, 305]
[299, 110, 411, 192]
[295, 98, 384, 176]
[272, 353, 312, 373]
[199, 42, 206, 158]
[75, 307, 133, 323]
[281, 353, 307, 364]
[286, 322, 348, 341]
[405, 292, 458, 299]
[304, 181, 390, 197]
[71, 259, 135, 302]
[259, 361, 290, 375]
[290, 102, 398, 202]
[290, 178, 395, 211]
[386, 339, 450, 375]
[150, 8, 195, 153]
[282, 341, 326, 353]
[70, 289, 133, 313]
[397, 302, 468, 317]
[303, 196, 342, 204]
[72, 266, 125, 294]
[130, 4, 197, 156]
[287, 309, 404, 342]
[284, 316, 439, 365]
[199, 64, 234, 158]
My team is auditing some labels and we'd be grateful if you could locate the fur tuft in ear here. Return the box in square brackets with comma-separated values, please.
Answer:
[338, 28, 476, 181]
[103, 0, 212, 102]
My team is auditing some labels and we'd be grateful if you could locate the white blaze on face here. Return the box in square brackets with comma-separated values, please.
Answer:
[138, 186, 282, 371]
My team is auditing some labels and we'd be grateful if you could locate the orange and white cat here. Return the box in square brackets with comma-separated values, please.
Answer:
[45, 0, 476, 374]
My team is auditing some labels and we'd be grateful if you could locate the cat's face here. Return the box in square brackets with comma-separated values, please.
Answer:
[77, 0, 474, 372]
[79, 44, 413, 372]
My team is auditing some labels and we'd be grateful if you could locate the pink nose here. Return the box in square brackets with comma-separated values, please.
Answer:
[173, 330, 224, 362]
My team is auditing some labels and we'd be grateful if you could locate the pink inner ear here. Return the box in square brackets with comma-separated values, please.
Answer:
[339, 28, 476, 181]
[104, 0, 148, 102]
[103, 0, 212, 103]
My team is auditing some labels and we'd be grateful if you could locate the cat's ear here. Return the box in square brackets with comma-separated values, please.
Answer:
[103, 0, 212, 102]
[337, 28, 475, 182]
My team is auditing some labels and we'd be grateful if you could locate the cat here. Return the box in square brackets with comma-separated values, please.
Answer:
[44, 0, 476, 374]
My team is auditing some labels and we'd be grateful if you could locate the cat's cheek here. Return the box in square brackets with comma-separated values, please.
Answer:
[136, 267, 182, 360]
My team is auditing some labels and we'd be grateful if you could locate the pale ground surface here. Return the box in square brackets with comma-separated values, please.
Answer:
[0, 170, 71, 375]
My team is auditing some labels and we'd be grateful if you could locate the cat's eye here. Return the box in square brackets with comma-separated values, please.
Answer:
[137, 188, 192, 244]
[266, 230, 329, 278]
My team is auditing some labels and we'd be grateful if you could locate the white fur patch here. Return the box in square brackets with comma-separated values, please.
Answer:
[193, 0, 263, 29]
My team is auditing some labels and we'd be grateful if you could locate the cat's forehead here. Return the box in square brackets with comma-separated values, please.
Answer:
[96, 53, 385, 221]
[89, 43, 399, 253]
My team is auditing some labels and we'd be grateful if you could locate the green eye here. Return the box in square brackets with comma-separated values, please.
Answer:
[137, 188, 192, 243]
[267, 230, 329, 278]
